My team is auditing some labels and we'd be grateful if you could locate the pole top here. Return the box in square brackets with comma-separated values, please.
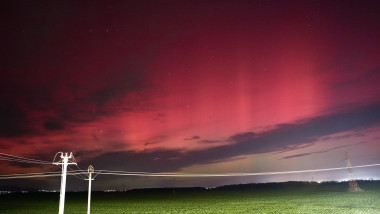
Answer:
[88, 165, 94, 173]
[345, 152, 349, 160]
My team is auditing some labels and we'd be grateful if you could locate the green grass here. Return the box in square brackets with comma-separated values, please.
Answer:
[1, 187, 380, 213]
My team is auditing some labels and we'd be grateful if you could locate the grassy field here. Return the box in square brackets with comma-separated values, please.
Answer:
[1, 182, 380, 213]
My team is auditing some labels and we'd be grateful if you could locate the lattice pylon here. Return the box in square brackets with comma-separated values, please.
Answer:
[345, 152, 362, 192]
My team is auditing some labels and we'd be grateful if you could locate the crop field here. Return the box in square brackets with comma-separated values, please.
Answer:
[1, 182, 380, 214]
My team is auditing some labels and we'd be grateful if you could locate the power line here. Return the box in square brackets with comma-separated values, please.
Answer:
[52, 152, 63, 163]
[71, 156, 89, 179]
[0, 157, 51, 164]
[0, 152, 52, 164]
[67, 166, 87, 180]
[1, 157, 379, 179]
[0, 156, 52, 164]
[92, 170, 102, 179]
[0, 171, 61, 176]
[93, 163, 380, 177]
[0, 172, 86, 179]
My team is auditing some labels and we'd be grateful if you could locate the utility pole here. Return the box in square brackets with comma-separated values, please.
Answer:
[86, 165, 94, 214]
[53, 152, 77, 214]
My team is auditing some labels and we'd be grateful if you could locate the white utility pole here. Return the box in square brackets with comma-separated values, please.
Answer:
[53, 152, 77, 214]
[86, 165, 94, 214]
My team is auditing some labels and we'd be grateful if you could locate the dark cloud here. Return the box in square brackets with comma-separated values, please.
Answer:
[274, 143, 315, 154]
[335, 67, 380, 88]
[320, 133, 364, 141]
[282, 153, 312, 159]
[198, 140, 224, 144]
[184, 136, 200, 141]
[80, 149, 184, 172]
[89, 69, 146, 107]
[145, 141, 161, 146]
[60, 71, 147, 123]
[105, 141, 129, 150]
[43, 120, 64, 131]
[0, 104, 29, 137]
[0, 70, 148, 137]
[144, 135, 168, 146]
[85, 103, 380, 172]
[282, 141, 368, 160]
[229, 132, 256, 142]
[0, 65, 148, 137]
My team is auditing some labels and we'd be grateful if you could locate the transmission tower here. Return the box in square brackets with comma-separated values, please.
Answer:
[345, 152, 362, 192]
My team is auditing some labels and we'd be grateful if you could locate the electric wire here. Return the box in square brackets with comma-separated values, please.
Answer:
[67, 165, 87, 180]
[92, 163, 380, 177]
[0, 152, 52, 164]
[1, 163, 379, 180]
[0, 153, 52, 164]
[71, 156, 88, 179]
[0, 157, 51, 164]
[1, 151, 379, 180]
[0, 152, 52, 162]
[52, 152, 63, 164]
[0, 172, 87, 179]
[0, 152, 89, 180]
[92, 170, 102, 179]
[0, 172, 61, 177]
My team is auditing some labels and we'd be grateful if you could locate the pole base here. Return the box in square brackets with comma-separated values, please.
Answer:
[348, 186, 363, 192]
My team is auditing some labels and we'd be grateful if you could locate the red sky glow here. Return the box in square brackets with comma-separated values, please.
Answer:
[1, 0, 380, 190]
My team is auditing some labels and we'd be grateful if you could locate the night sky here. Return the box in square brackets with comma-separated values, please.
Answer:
[1, 0, 380, 190]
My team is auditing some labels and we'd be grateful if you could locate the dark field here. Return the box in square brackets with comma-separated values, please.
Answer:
[1, 181, 380, 213]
